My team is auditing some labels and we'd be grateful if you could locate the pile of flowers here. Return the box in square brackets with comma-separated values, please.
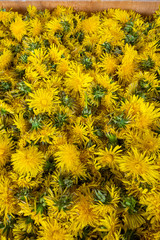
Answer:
[0, 5, 160, 239]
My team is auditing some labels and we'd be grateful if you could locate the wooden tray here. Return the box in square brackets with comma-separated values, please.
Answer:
[0, 0, 160, 15]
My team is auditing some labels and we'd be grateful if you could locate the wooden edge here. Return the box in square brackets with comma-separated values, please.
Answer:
[0, 1, 159, 15]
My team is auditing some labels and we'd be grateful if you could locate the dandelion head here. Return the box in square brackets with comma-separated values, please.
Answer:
[11, 146, 45, 177]
[37, 218, 73, 240]
[81, 15, 99, 34]
[0, 134, 13, 166]
[55, 144, 86, 178]
[27, 88, 59, 115]
[118, 147, 159, 184]
[10, 16, 26, 42]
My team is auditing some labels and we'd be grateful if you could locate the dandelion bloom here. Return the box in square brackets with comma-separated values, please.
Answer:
[37, 218, 73, 240]
[117, 147, 159, 184]
[10, 16, 26, 42]
[55, 144, 86, 178]
[27, 88, 59, 115]
[11, 146, 45, 177]
[0, 134, 13, 166]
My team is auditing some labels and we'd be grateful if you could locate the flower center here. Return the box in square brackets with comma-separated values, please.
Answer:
[41, 99, 48, 106]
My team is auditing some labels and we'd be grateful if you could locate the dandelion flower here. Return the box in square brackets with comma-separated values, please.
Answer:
[81, 15, 99, 34]
[140, 191, 160, 225]
[0, 49, 12, 70]
[46, 18, 62, 35]
[70, 195, 99, 232]
[123, 211, 145, 230]
[49, 44, 65, 63]
[117, 44, 138, 83]
[10, 16, 26, 42]
[121, 95, 160, 129]
[117, 147, 159, 184]
[113, 9, 130, 24]
[97, 212, 120, 239]
[11, 146, 45, 177]
[95, 145, 122, 169]
[55, 144, 86, 178]
[0, 100, 14, 114]
[28, 48, 47, 65]
[29, 18, 42, 37]
[27, 88, 59, 115]
[125, 130, 160, 154]
[65, 64, 93, 96]
[27, 5, 37, 17]
[71, 118, 89, 144]
[56, 59, 69, 75]
[37, 218, 73, 240]
[99, 54, 118, 75]
[30, 123, 57, 144]
[13, 112, 28, 134]
[0, 134, 13, 166]
[0, 175, 17, 222]
[19, 198, 44, 225]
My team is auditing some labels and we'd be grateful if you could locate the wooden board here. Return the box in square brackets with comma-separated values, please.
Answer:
[0, 1, 159, 15]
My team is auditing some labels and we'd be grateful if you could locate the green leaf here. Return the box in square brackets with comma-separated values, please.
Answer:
[60, 20, 71, 33]
[81, 56, 93, 70]
[139, 56, 155, 71]
[101, 41, 112, 53]
[54, 111, 68, 128]
[18, 81, 31, 95]
[92, 85, 107, 102]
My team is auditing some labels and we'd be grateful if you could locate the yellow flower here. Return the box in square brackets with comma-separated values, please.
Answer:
[99, 54, 118, 75]
[99, 19, 125, 46]
[49, 44, 65, 63]
[25, 66, 40, 82]
[81, 15, 99, 34]
[96, 212, 121, 240]
[19, 198, 44, 225]
[121, 95, 160, 129]
[27, 5, 37, 17]
[37, 218, 73, 240]
[0, 100, 14, 114]
[13, 218, 34, 239]
[11, 146, 45, 177]
[28, 48, 47, 65]
[70, 195, 99, 232]
[125, 129, 160, 154]
[65, 64, 93, 96]
[29, 18, 42, 37]
[0, 49, 12, 70]
[30, 122, 57, 144]
[13, 112, 28, 134]
[95, 145, 122, 169]
[10, 171, 41, 189]
[44, 188, 70, 219]
[0, 175, 17, 222]
[113, 9, 130, 24]
[55, 144, 86, 178]
[94, 185, 120, 218]
[122, 211, 145, 230]
[0, 134, 13, 166]
[46, 18, 62, 35]
[10, 16, 26, 42]
[140, 191, 160, 225]
[27, 88, 59, 115]
[0, 10, 14, 25]
[56, 59, 69, 75]
[117, 44, 137, 83]
[117, 147, 159, 184]
[71, 117, 89, 144]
